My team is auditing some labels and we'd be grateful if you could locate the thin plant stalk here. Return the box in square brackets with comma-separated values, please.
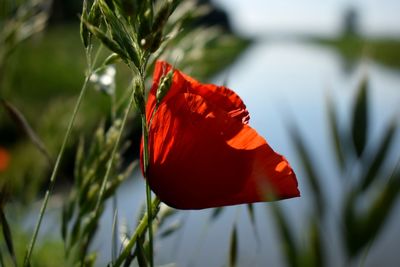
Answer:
[23, 44, 102, 266]
[23, 73, 91, 267]
[112, 203, 118, 261]
[141, 113, 154, 267]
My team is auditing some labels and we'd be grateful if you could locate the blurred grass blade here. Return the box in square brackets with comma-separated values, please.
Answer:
[351, 77, 369, 158]
[343, 190, 358, 256]
[246, 204, 260, 244]
[361, 120, 397, 190]
[159, 221, 182, 239]
[327, 95, 346, 171]
[0, 208, 17, 266]
[360, 170, 400, 252]
[270, 204, 298, 267]
[309, 220, 323, 267]
[210, 207, 224, 222]
[344, 166, 400, 256]
[288, 124, 325, 217]
[229, 223, 238, 267]
[1, 99, 52, 165]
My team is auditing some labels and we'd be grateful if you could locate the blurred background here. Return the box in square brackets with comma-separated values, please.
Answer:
[1, 0, 400, 266]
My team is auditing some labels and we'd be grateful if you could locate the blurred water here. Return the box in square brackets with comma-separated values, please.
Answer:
[90, 40, 400, 266]
[213, 0, 400, 38]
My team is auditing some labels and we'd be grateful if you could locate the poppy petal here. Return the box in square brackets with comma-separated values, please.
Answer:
[142, 61, 299, 209]
[147, 61, 249, 124]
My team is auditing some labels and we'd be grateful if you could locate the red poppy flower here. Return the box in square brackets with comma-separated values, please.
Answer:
[141, 61, 300, 209]
[0, 147, 10, 172]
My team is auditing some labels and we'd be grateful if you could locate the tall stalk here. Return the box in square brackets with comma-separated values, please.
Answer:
[24, 66, 91, 267]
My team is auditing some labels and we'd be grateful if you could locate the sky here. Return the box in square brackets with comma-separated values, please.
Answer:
[212, 0, 400, 38]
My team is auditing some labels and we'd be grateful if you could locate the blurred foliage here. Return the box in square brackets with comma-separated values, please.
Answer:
[62, 121, 133, 266]
[270, 77, 400, 267]
[317, 35, 400, 69]
[0, 222, 67, 267]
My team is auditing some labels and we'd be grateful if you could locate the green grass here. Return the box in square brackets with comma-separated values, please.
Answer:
[316, 34, 400, 69]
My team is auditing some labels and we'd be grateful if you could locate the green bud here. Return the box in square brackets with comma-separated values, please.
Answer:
[156, 69, 174, 105]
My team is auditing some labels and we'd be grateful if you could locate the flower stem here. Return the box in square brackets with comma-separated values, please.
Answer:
[23, 75, 90, 267]
[113, 197, 161, 267]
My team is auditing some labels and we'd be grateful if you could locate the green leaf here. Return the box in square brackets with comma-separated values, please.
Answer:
[351, 77, 369, 157]
[229, 223, 238, 267]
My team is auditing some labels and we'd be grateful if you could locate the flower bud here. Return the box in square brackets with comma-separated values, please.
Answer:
[156, 69, 174, 105]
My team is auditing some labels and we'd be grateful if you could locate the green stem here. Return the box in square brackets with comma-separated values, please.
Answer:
[113, 197, 161, 267]
[23, 75, 91, 267]
[141, 113, 154, 267]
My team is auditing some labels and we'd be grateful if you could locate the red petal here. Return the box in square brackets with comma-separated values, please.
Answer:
[143, 62, 299, 209]
[147, 61, 249, 124]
